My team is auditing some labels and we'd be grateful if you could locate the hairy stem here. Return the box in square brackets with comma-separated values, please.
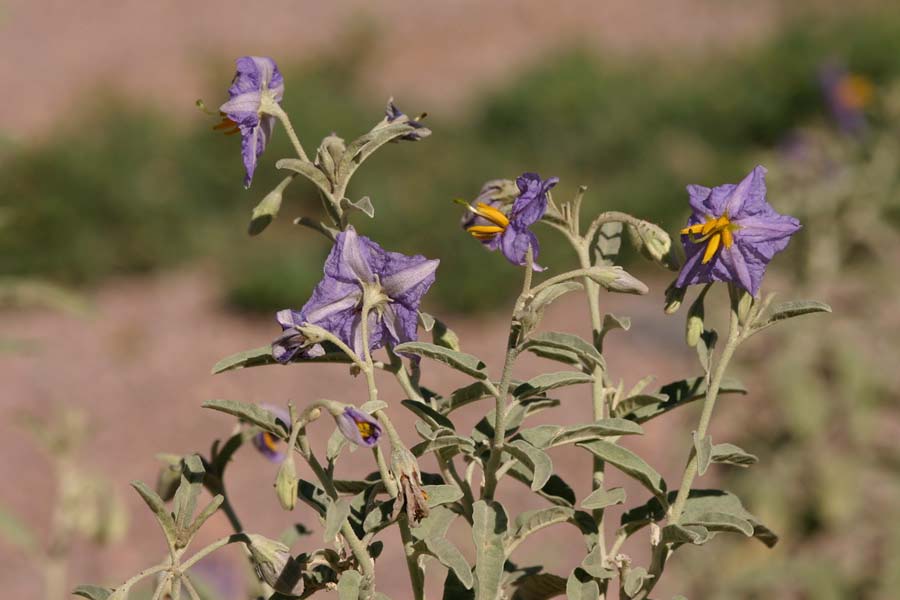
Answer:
[267, 104, 310, 163]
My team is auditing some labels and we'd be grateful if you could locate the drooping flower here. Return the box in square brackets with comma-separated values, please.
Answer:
[461, 173, 558, 270]
[335, 406, 382, 448]
[274, 226, 439, 361]
[252, 405, 291, 463]
[459, 178, 520, 231]
[390, 446, 430, 525]
[675, 166, 801, 295]
[383, 98, 430, 141]
[219, 56, 285, 188]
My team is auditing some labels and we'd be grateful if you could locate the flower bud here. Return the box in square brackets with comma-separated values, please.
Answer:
[591, 266, 649, 295]
[275, 456, 299, 511]
[685, 298, 705, 348]
[246, 534, 294, 592]
[628, 221, 677, 269]
[664, 282, 685, 314]
[248, 187, 284, 236]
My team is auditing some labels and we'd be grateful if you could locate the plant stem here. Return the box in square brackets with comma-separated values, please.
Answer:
[268, 104, 310, 163]
[181, 534, 246, 571]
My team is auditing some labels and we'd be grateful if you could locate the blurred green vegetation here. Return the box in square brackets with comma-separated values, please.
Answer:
[3, 13, 900, 314]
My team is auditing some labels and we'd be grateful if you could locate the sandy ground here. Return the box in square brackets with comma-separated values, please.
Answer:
[0, 268, 711, 598]
[0, 0, 779, 142]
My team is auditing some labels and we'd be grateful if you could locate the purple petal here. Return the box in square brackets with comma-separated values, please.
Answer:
[229, 56, 284, 100]
[336, 407, 382, 448]
[500, 227, 544, 271]
[723, 165, 768, 217]
[324, 227, 384, 284]
[253, 405, 290, 463]
[380, 253, 439, 308]
[510, 173, 558, 229]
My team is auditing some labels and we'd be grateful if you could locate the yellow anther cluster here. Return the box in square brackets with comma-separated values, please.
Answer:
[466, 202, 509, 241]
[681, 214, 739, 264]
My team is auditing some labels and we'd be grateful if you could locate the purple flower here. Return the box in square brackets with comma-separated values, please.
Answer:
[274, 226, 439, 361]
[819, 61, 873, 135]
[675, 166, 801, 295]
[335, 406, 382, 448]
[461, 173, 558, 271]
[219, 56, 285, 188]
[384, 99, 429, 141]
[252, 405, 290, 463]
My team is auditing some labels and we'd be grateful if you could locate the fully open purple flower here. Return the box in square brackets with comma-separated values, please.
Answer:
[219, 56, 285, 188]
[274, 226, 438, 361]
[252, 405, 290, 463]
[461, 173, 558, 270]
[335, 406, 382, 448]
[675, 166, 801, 295]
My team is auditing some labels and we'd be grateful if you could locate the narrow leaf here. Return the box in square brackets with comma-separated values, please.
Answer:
[173, 454, 205, 542]
[324, 498, 352, 543]
[512, 507, 575, 541]
[577, 440, 666, 499]
[131, 481, 177, 547]
[693, 432, 712, 476]
[393, 342, 488, 379]
[514, 371, 593, 398]
[426, 537, 474, 589]
[203, 400, 289, 437]
[710, 443, 758, 467]
[757, 300, 832, 331]
[617, 377, 747, 423]
[506, 440, 553, 491]
[520, 332, 603, 368]
[275, 158, 332, 196]
[401, 399, 455, 430]
[544, 420, 643, 448]
[580, 487, 626, 510]
[212, 344, 351, 374]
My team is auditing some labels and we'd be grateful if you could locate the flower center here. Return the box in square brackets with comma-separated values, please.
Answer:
[681, 214, 740, 264]
[356, 421, 376, 441]
[213, 113, 241, 136]
[465, 202, 510, 241]
[261, 432, 280, 452]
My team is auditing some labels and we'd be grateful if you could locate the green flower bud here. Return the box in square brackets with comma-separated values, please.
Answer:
[664, 282, 686, 314]
[246, 534, 302, 595]
[275, 456, 299, 511]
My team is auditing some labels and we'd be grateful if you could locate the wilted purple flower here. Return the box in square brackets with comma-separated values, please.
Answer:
[274, 226, 439, 360]
[461, 173, 558, 271]
[219, 56, 285, 188]
[390, 446, 429, 524]
[819, 61, 873, 135]
[675, 166, 801, 295]
[335, 406, 382, 448]
[253, 405, 290, 463]
[384, 98, 429, 141]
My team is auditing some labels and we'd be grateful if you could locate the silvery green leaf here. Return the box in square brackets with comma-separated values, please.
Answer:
[690, 511, 754, 537]
[248, 185, 285, 236]
[617, 377, 747, 423]
[173, 454, 205, 545]
[662, 523, 710, 546]
[599, 313, 631, 349]
[72, 585, 113, 600]
[341, 196, 375, 218]
[623, 566, 652, 598]
[710, 443, 758, 467]
[753, 300, 832, 333]
[186, 494, 223, 540]
[579, 545, 615, 580]
[363, 499, 395, 535]
[520, 332, 603, 369]
[324, 498, 352, 543]
[695, 329, 717, 372]
[276, 158, 332, 196]
[411, 435, 476, 458]
[0, 505, 39, 555]
[360, 400, 388, 413]
[472, 501, 508, 600]
[326, 429, 349, 463]
[511, 507, 575, 542]
[625, 375, 654, 398]
[425, 537, 474, 589]
[693, 432, 713, 476]
[580, 487, 626, 510]
[155, 455, 182, 502]
[505, 440, 553, 491]
[203, 400, 290, 437]
[566, 569, 601, 600]
[436, 381, 493, 414]
[612, 393, 668, 419]
[401, 399, 455, 430]
[412, 506, 457, 541]
[593, 221, 623, 265]
[509, 469, 576, 506]
[577, 440, 666, 499]
[340, 121, 431, 179]
[278, 523, 313, 546]
[514, 371, 593, 398]
[509, 573, 567, 600]
[418, 311, 436, 331]
[337, 569, 362, 600]
[393, 342, 488, 379]
[424, 485, 464, 507]
[524, 345, 582, 366]
[544, 420, 644, 448]
[297, 480, 329, 517]
[131, 481, 177, 548]
[527, 281, 583, 315]
[431, 317, 461, 351]
[211, 344, 351, 374]
[517, 425, 562, 449]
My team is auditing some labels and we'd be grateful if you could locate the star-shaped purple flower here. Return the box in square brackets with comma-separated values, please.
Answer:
[219, 56, 285, 188]
[252, 404, 290, 463]
[273, 226, 439, 361]
[335, 407, 382, 448]
[675, 166, 801, 296]
[461, 173, 558, 271]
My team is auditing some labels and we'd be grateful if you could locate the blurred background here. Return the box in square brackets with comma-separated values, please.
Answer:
[2, 0, 899, 598]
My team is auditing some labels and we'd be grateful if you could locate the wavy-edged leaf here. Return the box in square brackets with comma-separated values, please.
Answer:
[520, 332, 603, 369]
[275, 158, 332, 195]
[577, 440, 666, 499]
[72, 585, 113, 600]
[511, 507, 575, 543]
[394, 342, 488, 379]
[514, 371, 592, 398]
[131, 481, 177, 547]
[545, 420, 643, 448]
[473, 501, 508, 600]
[411, 435, 475, 458]
[662, 523, 711, 546]
[754, 300, 831, 332]
[426, 537, 474, 589]
[401, 399, 455, 430]
[337, 569, 362, 600]
[340, 121, 431, 176]
[616, 377, 746, 423]
[341, 195, 375, 218]
[580, 487, 626, 510]
[435, 381, 493, 414]
[710, 443, 758, 467]
[505, 440, 553, 491]
[203, 400, 289, 437]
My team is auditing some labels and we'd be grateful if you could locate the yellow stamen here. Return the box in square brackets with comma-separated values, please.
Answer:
[474, 202, 509, 228]
[357, 421, 374, 440]
[682, 213, 739, 264]
[262, 432, 280, 452]
[470, 231, 496, 241]
[213, 116, 240, 135]
[467, 225, 505, 235]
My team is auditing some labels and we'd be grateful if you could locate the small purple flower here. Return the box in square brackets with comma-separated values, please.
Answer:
[219, 56, 285, 188]
[461, 173, 558, 271]
[384, 99, 429, 141]
[274, 226, 439, 361]
[252, 405, 290, 463]
[675, 166, 801, 295]
[819, 61, 873, 135]
[336, 406, 382, 448]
